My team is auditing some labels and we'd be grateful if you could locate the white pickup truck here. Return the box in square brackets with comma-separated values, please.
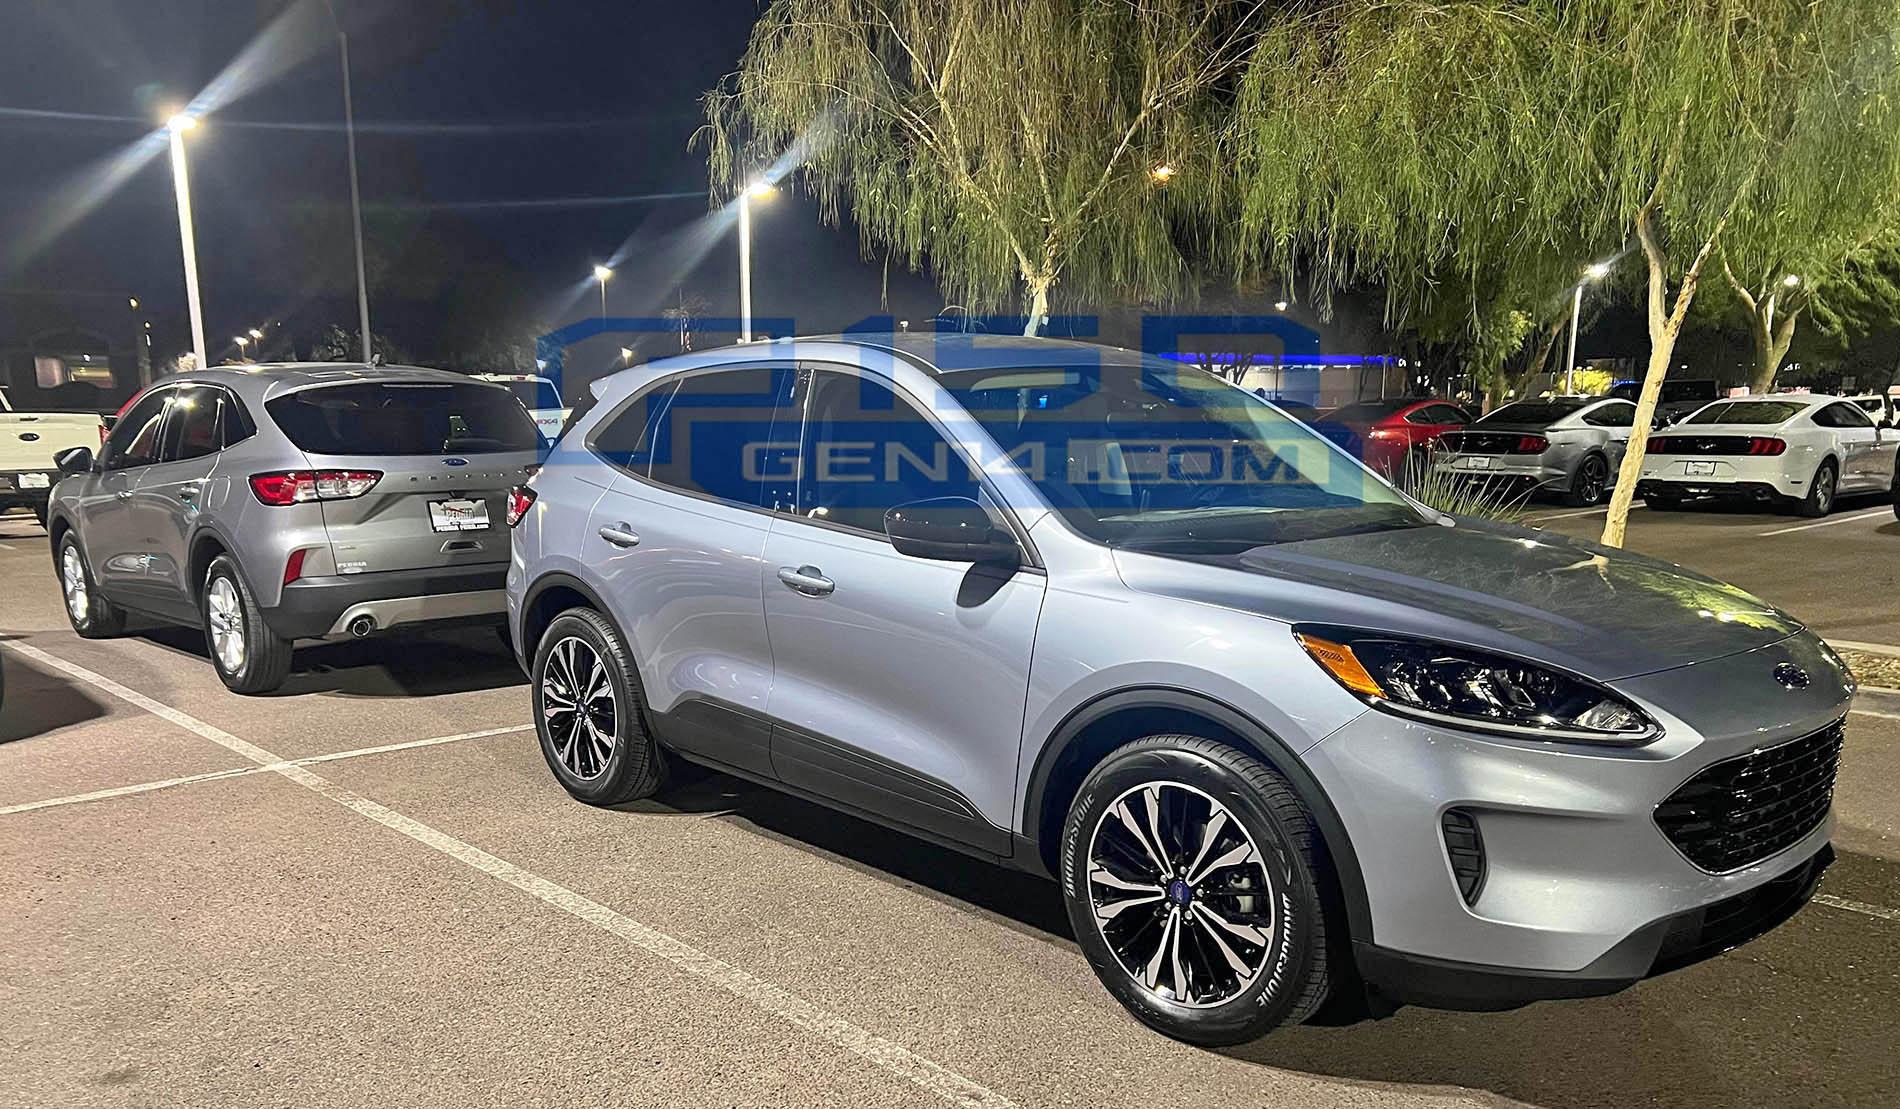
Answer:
[473, 373, 569, 441]
[0, 386, 106, 527]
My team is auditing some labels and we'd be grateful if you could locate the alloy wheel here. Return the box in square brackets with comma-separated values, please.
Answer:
[1815, 467, 1835, 513]
[60, 543, 89, 624]
[541, 636, 618, 780]
[1086, 781, 1278, 1008]
[205, 576, 247, 673]
[1577, 456, 1607, 504]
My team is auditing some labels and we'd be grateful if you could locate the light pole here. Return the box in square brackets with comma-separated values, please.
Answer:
[166, 112, 208, 373]
[1565, 261, 1613, 394]
[738, 180, 775, 342]
[234, 335, 250, 361]
[320, 0, 373, 364]
[593, 264, 613, 322]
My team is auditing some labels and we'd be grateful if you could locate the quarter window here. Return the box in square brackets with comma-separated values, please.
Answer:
[1583, 402, 1635, 427]
[613, 367, 797, 509]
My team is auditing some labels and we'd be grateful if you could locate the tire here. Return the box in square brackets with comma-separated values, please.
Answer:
[56, 532, 126, 638]
[1795, 461, 1838, 518]
[201, 554, 294, 694]
[1060, 735, 1334, 1046]
[1563, 452, 1610, 507]
[532, 608, 667, 805]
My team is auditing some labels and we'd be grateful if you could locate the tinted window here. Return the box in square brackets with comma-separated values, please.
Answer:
[158, 387, 223, 462]
[501, 379, 561, 410]
[266, 382, 539, 455]
[1582, 401, 1635, 427]
[103, 389, 170, 469]
[1814, 402, 1874, 429]
[590, 378, 679, 471]
[1410, 404, 1468, 425]
[642, 367, 797, 508]
[1476, 399, 1590, 425]
[1687, 401, 1806, 425]
[795, 370, 983, 533]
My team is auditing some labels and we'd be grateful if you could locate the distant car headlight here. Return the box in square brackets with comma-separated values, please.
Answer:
[1294, 626, 1660, 744]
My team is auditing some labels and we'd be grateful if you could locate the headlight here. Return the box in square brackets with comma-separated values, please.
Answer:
[1294, 626, 1660, 744]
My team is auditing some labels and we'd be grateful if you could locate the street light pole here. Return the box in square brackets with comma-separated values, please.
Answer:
[166, 114, 208, 373]
[1565, 283, 1583, 395]
[321, 0, 373, 364]
[738, 181, 775, 343]
[593, 264, 613, 323]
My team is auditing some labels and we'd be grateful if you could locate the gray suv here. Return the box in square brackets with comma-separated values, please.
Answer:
[506, 335, 1848, 1044]
[48, 365, 539, 693]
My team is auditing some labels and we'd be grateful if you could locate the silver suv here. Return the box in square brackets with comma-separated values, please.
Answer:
[48, 364, 539, 693]
[506, 335, 1849, 1044]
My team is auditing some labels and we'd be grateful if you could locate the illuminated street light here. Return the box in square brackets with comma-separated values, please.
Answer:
[248, 327, 263, 339]
[128, 297, 139, 310]
[619, 346, 634, 365]
[234, 335, 250, 361]
[1274, 300, 1289, 312]
[738, 180, 777, 342]
[165, 110, 208, 373]
[1566, 259, 1616, 394]
[592, 264, 613, 322]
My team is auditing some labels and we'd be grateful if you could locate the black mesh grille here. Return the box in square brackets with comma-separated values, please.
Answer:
[1440, 808, 1486, 904]
[1655, 720, 1844, 873]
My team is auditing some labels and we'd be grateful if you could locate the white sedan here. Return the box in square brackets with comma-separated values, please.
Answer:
[1637, 394, 1898, 517]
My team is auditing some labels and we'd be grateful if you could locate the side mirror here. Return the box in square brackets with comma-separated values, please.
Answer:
[54, 446, 94, 476]
[884, 497, 1019, 564]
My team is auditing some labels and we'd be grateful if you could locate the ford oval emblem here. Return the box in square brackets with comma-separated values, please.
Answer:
[1773, 662, 1811, 690]
[442, 457, 468, 467]
[19, 432, 40, 442]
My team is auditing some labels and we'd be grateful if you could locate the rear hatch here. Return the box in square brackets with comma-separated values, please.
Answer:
[264, 379, 539, 575]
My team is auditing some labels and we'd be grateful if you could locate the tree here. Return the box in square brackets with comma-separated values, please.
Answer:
[701, 0, 1269, 334]
[1228, 0, 1900, 546]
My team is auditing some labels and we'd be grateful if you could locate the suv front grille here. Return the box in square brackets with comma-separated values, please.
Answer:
[1654, 720, 1844, 873]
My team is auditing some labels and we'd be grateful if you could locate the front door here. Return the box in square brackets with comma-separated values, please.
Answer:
[761, 366, 1044, 855]
[133, 386, 228, 610]
[79, 386, 172, 600]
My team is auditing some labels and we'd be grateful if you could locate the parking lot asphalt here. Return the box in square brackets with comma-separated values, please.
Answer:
[2, 502, 1897, 1109]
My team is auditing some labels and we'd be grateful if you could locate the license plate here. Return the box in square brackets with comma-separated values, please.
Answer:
[18, 473, 50, 489]
[1459, 456, 1494, 470]
[1684, 460, 1717, 476]
[429, 498, 490, 532]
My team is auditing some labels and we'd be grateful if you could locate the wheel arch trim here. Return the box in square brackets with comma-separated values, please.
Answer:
[1020, 685, 1374, 945]
[520, 570, 614, 650]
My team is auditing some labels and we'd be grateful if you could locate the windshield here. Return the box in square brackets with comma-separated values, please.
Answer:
[936, 363, 1427, 552]
[267, 382, 541, 455]
[1477, 399, 1590, 425]
[1686, 400, 1806, 425]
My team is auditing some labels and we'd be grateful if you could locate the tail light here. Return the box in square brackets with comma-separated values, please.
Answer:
[505, 485, 537, 528]
[249, 470, 382, 506]
[1512, 435, 1550, 453]
[1747, 437, 1787, 456]
[1647, 436, 1670, 452]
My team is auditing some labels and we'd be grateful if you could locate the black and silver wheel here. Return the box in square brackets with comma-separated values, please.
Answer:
[57, 533, 124, 638]
[532, 608, 665, 805]
[1796, 460, 1837, 518]
[1563, 452, 1609, 507]
[201, 554, 293, 694]
[1061, 736, 1333, 1045]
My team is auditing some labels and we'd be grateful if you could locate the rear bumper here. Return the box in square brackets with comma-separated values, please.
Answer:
[1356, 842, 1832, 1010]
[0, 470, 55, 507]
[1637, 478, 1788, 502]
[263, 564, 507, 639]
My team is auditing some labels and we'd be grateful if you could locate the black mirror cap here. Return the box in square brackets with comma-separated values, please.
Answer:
[53, 446, 94, 476]
[884, 497, 1020, 564]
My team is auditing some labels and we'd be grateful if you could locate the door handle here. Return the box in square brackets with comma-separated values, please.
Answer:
[114, 490, 132, 500]
[597, 523, 639, 548]
[177, 486, 199, 501]
[777, 565, 835, 597]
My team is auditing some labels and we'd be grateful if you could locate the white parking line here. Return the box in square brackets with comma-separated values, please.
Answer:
[0, 639, 1013, 1109]
[1526, 504, 1647, 523]
[1758, 507, 1891, 537]
[1832, 639, 1900, 658]
[0, 724, 533, 817]
[1850, 707, 1900, 722]
[1814, 893, 1900, 924]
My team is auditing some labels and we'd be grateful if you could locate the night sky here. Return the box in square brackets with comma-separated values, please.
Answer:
[1, 0, 944, 373]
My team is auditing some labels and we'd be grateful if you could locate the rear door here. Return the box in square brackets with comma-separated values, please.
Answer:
[262, 380, 539, 576]
[1582, 399, 1637, 469]
[582, 364, 799, 778]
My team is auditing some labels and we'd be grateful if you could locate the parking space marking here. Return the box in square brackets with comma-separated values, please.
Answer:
[0, 638, 1015, 1109]
[1833, 639, 1900, 658]
[1850, 707, 1900, 722]
[0, 724, 533, 817]
[1814, 893, 1900, 924]
[1758, 507, 1891, 537]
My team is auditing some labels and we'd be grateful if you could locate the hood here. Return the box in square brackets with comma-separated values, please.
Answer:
[1111, 518, 1801, 681]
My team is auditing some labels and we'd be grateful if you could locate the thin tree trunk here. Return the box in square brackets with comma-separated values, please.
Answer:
[1749, 305, 1800, 393]
[1023, 274, 1052, 336]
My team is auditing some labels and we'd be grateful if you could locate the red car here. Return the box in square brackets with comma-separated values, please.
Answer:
[1318, 398, 1475, 479]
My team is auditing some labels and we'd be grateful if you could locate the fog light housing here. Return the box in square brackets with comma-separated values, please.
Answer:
[1441, 808, 1486, 905]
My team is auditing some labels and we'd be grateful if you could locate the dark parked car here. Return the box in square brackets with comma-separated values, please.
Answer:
[1317, 398, 1474, 480]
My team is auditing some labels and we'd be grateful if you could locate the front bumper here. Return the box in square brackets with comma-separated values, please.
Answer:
[1356, 843, 1832, 1010]
[263, 563, 507, 639]
[1301, 630, 1850, 989]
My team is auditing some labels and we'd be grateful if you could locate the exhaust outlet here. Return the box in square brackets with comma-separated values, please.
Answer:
[347, 615, 375, 638]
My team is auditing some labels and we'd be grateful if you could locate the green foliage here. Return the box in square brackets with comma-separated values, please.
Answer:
[702, 0, 1266, 330]
[1398, 450, 1531, 524]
